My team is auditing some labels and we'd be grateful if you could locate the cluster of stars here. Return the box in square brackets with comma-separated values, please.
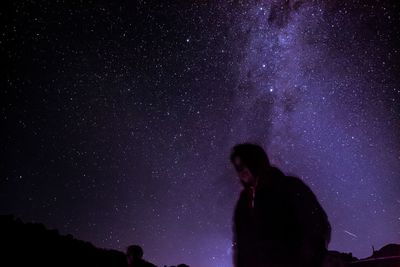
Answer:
[1, 1, 399, 267]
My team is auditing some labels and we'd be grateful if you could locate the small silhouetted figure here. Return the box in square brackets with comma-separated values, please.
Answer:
[126, 245, 157, 267]
[231, 143, 331, 267]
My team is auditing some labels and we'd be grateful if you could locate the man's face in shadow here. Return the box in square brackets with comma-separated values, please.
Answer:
[233, 157, 256, 187]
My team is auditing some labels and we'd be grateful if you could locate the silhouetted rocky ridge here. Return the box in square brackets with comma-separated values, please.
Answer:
[0, 215, 398, 267]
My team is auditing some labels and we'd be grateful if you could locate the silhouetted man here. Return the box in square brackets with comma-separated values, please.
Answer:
[231, 143, 331, 267]
[126, 245, 157, 267]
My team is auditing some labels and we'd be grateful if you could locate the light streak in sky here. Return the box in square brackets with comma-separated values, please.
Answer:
[344, 230, 358, 239]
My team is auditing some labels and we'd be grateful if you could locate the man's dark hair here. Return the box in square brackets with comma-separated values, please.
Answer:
[230, 143, 271, 177]
[126, 245, 143, 259]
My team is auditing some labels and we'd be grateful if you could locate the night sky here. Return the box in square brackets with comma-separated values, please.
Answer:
[1, 1, 400, 266]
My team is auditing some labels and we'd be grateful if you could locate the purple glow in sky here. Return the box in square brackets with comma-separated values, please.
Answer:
[2, 1, 400, 267]
[229, 1, 400, 259]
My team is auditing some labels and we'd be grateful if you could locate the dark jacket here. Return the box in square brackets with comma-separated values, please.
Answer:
[129, 259, 157, 267]
[233, 167, 331, 267]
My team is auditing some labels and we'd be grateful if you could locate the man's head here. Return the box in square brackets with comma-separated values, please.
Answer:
[230, 143, 271, 187]
[126, 245, 143, 264]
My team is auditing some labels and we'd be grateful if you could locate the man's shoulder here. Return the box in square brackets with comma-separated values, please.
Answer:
[280, 174, 314, 196]
[267, 167, 304, 186]
[283, 175, 323, 209]
[285, 175, 308, 187]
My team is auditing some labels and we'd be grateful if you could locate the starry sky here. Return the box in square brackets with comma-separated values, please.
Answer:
[1, 1, 400, 266]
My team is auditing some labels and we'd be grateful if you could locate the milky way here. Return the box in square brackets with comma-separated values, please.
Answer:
[1, 1, 400, 267]
[228, 0, 400, 261]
